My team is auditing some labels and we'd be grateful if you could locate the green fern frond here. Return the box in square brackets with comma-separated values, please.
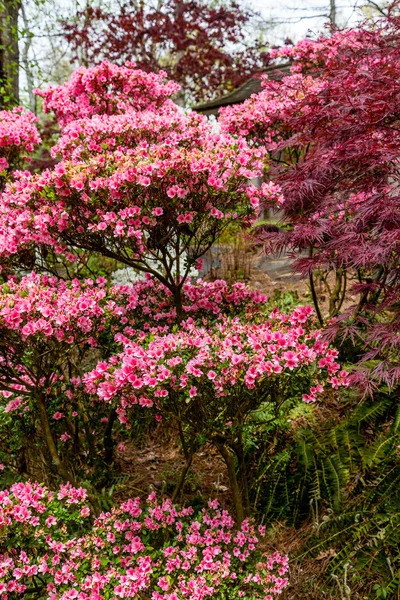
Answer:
[362, 434, 398, 468]
[350, 398, 391, 426]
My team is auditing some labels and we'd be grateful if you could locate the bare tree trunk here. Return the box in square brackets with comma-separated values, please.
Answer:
[20, 1, 35, 112]
[232, 435, 250, 516]
[216, 442, 245, 525]
[37, 392, 101, 515]
[36, 392, 76, 485]
[329, 0, 336, 27]
[0, 0, 20, 107]
[103, 407, 117, 464]
[171, 450, 194, 502]
[174, 287, 184, 323]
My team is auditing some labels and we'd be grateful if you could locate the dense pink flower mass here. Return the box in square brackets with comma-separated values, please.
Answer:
[0, 275, 114, 466]
[51, 110, 210, 161]
[112, 275, 268, 332]
[0, 128, 266, 259]
[85, 306, 349, 416]
[0, 272, 266, 344]
[34, 61, 180, 127]
[0, 273, 107, 343]
[0, 107, 41, 174]
[219, 73, 326, 150]
[0, 273, 268, 408]
[0, 482, 289, 599]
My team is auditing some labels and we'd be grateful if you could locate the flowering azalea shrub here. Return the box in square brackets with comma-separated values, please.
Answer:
[0, 59, 347, 562]
[0, 272, 270, 485]
[87, 305, 347, 410]
[35, 61, 180, 126]
[220, 15, 400, 389]
[0, 107, 41, 181]
[0, 482, 289, 599]
[219, 72, 321, 150]
[0, 130, 268, 318]
[85, 306, 349, 520]
[0, 273, 116, 484]
[0, 61, 281, 317]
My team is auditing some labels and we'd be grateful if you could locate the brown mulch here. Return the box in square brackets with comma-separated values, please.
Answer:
[112, 431, 230, 511]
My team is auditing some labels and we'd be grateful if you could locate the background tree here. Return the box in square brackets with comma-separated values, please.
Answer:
[0, 0, 20, 107]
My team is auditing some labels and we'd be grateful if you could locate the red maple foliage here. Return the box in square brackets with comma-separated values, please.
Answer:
[220, 13, 400, 390]
[62, 0, 269, 104]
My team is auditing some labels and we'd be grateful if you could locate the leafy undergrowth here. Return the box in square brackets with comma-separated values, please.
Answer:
[248, 389, 400, 599]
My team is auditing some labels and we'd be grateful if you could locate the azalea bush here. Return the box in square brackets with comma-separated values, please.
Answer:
[0, 481, 289, 600]
[0, 272, 271, 487]
[0, 107, 41, 180]
[0, 273, 117, 485]
[85, 305, 349, 521]
[0, 61, 279, 319]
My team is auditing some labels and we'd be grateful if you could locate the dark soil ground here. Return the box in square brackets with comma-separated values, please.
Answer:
[114, 433, 230, 508]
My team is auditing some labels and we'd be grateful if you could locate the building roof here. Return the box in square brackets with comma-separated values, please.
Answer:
[192, 63, 291, 117]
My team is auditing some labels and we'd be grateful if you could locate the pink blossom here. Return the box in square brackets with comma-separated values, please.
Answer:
[53, 412, 64, 420]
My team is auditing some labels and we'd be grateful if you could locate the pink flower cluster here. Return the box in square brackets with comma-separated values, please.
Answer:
[112, 274, 268, 333]
[51, 110, 209, 162]
[0, 274, 111, 416]
[85, 306, 349, 421]
[0, 482, 289, 600]
[269, 28, 369, 73]
[0, 272, 267, 343]
[0, 107, 41, 172]
[219, 73, 326, 149]
[0, 273, 108, 342]
[34, 61, 180, 127]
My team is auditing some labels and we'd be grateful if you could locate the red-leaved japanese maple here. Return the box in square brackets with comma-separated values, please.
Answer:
[220, 15, 400, 390]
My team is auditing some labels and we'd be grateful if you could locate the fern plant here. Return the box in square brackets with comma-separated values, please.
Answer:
[246, 388, 400, 598]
